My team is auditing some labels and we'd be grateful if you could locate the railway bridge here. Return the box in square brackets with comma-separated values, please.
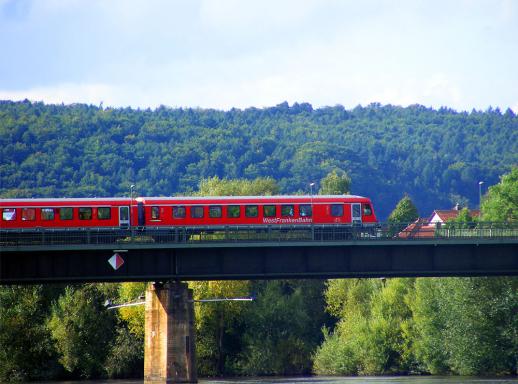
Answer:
[1, 223, 517, 383]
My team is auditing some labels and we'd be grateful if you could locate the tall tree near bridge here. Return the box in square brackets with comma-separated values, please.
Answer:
[318, 169, 351, 195]
[197, 176, 279, 196]
[481, 166, 517, 222]
[0, 285, 61, 381]
[47, 284, 116, 378]
[388, 195, 419, 223]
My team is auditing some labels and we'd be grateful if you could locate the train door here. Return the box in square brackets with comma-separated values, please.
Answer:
[119, 206, 130, 228]
[137, 201, 145, 227]
[351, 203, 362, 225]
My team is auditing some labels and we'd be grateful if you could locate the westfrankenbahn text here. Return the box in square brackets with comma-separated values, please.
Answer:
[262, 217, 313, 224]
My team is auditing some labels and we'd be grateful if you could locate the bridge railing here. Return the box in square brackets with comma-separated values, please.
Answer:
[1, 222, 518, 248]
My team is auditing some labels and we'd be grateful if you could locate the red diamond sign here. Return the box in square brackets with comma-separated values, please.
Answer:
[108, 253, 125, 270]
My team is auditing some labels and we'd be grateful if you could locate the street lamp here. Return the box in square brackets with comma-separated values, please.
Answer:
[309, 182, 315, 217]
[130, 184, 135, 226]
[478, 181, 484, 209]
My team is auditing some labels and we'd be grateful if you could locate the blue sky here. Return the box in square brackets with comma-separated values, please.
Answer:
[1, 0, 517, 112]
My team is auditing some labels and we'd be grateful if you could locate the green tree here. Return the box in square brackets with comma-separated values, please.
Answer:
[239, 280, 323, 375]
[47, 285, 115, 378]
[452, 207, 474, 223]
[104, 327, 144, 379]
[117, 282, 147, 340]
[388, 195, 419, 223]
[0, 285, 60, 381]
[190, 280, 250, 376]
[407, 277, 518, 375]
[406, 278, 450, 374]
[318, 169, 351, 195]
[481, 167, 518, 221]
[314, 279, 380, 375]
[196, 176, 279, 196]
[104, 282, 146, 378]
[439, 277, 517, 375]
[316, 278, 423, 375]
[359, 279, 414, 374]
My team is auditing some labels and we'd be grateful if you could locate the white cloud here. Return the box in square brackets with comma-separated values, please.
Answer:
[199, 0, 319, 29]
[1, 1, 517, 112]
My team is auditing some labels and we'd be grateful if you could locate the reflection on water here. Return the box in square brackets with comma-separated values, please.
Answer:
[34, 376, 518, 384]
[204, 377, 518, 384]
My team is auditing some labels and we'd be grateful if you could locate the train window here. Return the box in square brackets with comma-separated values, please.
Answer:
[120, 207, 129, 221]
[227, 205, 240, 218]
[263, 205, 276, 217]
[363, 204, 372, 216]
[299, 204, 312, 217]
[191, 206, 204, 218]
[79, 207, 92, 220]
[22, 208, 36, 221]
[2, 208, 16, 221]
[60, 207, 73, 220]
[330, 204, 343, 217]
[98, 207, 111, 220]
[173, 206, 186, 218]
[41, 208, 55, 220]
[209, 206, 222, 218]
[151, 206, 160, 220]
[245, 205, 258, 218]
[281, 205, 294, 217]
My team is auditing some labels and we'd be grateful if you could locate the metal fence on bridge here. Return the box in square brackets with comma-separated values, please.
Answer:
[1, 222, 517, 248]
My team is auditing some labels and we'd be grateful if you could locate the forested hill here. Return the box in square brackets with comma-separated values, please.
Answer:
[1, 100, 517, 219]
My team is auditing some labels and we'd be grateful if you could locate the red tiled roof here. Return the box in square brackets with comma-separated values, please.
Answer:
[398, 219, 436, 238]
[430, 209, 480, 222]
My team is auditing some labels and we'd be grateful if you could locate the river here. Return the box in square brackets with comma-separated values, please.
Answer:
[33, 376, 518, 384]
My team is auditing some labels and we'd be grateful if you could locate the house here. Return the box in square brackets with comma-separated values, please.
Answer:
[428, 203, 480, 224]
[398, 204, 480, 238]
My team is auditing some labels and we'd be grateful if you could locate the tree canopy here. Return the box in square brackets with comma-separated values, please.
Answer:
[388, 195, 419, 223]
[318, 169, 351, 195]
[481, 167, 518, 222]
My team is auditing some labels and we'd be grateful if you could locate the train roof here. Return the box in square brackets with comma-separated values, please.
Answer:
[0, 197, 131, 203]
[0, 195, 370, 204]
[137, 195, 368, 200]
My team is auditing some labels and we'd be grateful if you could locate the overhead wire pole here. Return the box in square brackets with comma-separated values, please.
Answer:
[192, 297, 254, 303]
[479, 181, 484, 209]
[310, 182, 315, 240]
[106, 297, 254, 310]
[106, 300, 146, 310]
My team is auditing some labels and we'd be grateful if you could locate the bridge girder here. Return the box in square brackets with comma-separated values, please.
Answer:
[1, 241, 517, 283]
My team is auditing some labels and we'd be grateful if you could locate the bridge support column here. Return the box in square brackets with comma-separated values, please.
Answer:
[144, 281, 197, 383]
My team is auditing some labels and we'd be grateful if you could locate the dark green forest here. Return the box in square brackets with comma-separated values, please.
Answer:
[1, 100, 517, 218]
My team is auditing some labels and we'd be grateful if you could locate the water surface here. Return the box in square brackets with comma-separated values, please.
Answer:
[34, 376, 518, 384]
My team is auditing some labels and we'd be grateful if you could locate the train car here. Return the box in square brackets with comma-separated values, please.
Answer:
[0, 198, 132, 229]
[0, 195, 377, 230]
[135, 195, 377, 227]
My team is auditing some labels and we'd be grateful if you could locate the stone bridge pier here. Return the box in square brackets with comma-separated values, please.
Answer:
[144, 281, 197, 383]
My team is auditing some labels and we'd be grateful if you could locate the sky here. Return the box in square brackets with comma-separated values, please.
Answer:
[0, 0, 517, 112]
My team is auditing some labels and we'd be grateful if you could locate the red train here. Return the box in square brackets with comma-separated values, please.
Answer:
[0, 195, 378, 230]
